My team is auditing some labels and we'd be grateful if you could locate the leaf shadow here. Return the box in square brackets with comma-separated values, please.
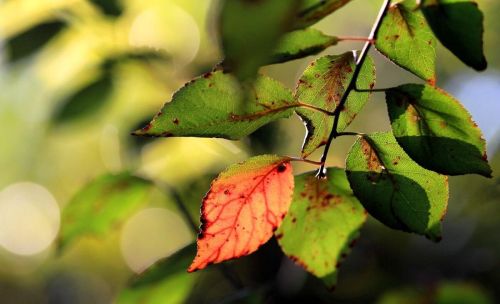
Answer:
[347, 171, 440, 241]
[422, 2, 487, 70]
[396, 135, 491, 177]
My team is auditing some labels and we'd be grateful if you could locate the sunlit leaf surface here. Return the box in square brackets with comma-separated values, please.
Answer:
[269, 28, 338, 65]
[386, 84, 491, 177]
[376, 0, 436, 82]
[276, 168, 366, 288]
[188, 155, 294, 272]
[295, 0, 353, 29]
[134, 71, 296, 139]
[295, 52, 375, 156]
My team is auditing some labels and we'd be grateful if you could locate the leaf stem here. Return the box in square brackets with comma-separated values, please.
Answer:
[338, 36, 375, 43]
[166, 184, 199, 232]
[286, 156, 324, 166]
[316, 0, 392, 178]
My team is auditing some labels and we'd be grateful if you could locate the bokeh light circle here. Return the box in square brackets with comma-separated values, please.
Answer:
[120, 207, 193, 273]
[0, 182, 60, 255]
[128, 3, 200, 67]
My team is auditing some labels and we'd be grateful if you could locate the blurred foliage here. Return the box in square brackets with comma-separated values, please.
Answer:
[5, 20, 66, 62]
[0, 0, 498, 303]
[58, 172, 152, 251]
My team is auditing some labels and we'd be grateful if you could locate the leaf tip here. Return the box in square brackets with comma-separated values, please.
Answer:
[472, 57, 488, 72]
[131, 123, 152, 136]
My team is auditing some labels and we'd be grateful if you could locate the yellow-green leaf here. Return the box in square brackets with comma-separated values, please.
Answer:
[276, 168, 366, 288]
[269, 28, 338, 65]
[134, 71, 297, 139]
[295, 0, 354, 29]
[375, 0, 436, 82]
[59, 172, 152, 251]
[295, 52, 375, 157]
[386, 84, 492, 177]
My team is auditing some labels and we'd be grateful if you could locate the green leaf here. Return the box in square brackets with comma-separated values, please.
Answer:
[295, 0, 353, 29]
[295, 52, 375, 157]
[133, 71, 297, 139]
[386, 84, 492, 177]
[375, 0, 436, 82]
[275, 168, 366, 289]
[345, 132, 448, 241]
[421, 0, 487, 71]
[435, 282, 493, 304]
[59, 172, 152, 251]
[269, 28, 338, 65]
[53, 71, 114, 125]
[376, 288, 426, 304]
[220, 0, 300, 81]
[117, 244, 197, 304]
[6, 21, 65, 62]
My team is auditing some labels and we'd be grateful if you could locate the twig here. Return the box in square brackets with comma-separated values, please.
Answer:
[317, 0, 392, 178]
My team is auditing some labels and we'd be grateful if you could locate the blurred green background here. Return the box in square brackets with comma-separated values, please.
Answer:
[0, 0, 499, 303]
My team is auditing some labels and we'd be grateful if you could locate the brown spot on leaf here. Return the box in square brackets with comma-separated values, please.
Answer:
[481, 153, 488, 161]
[141, 123, 152, 132]
[160, 132, 173, 137]
[277, 163, 287, 173]
[361, 139, 381, 171]
[173, 118, 179, 125]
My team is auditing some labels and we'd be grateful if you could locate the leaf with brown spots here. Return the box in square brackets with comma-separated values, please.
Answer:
[188, 155, 294, 272]
[346, 132, 448, 241]
[59, 172, 153, 252]
[386, 83, 492, 177]
[133, 71, 297, 139]
[375, 0, 436, 82]
[295, 52, 375, 157]
[275, 168, 366, 288]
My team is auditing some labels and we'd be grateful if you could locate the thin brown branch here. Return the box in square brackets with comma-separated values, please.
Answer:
[317, 0, 392, 178]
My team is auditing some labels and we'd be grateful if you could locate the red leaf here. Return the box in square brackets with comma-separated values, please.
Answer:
[188, 155, 294, 272]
